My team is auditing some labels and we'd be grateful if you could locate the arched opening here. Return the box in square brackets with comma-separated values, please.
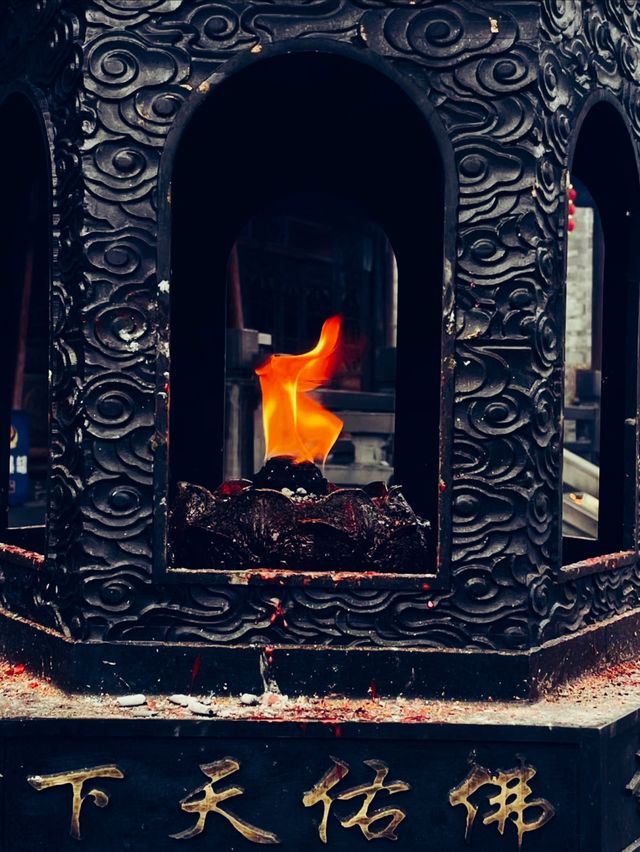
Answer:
[562, 99, 640, 564]
[0, 93, 50, 549]
[167, 51, 448, 572]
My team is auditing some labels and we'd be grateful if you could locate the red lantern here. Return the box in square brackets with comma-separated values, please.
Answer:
[567, 184, 577, 232]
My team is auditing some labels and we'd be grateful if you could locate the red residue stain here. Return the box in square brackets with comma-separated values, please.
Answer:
[191, 655, 202, 687]
[303, 577, 312, 586]
[0, 543, 44, 567]
[28, 682, 39, 689]
[219, 480, 247, 497]
[268, 600, 288, 629]
[257, 571, 278, 582]
[427, 600, 436, 609]
[421, 582, 431, 591]
[264, 646, 274, 665]
[439, 479, 446, 493]
[333, 725, 342, 738]
[367, 680, 377, 700]
[163, 383, 169, 396]
[8, 663, 26, 676]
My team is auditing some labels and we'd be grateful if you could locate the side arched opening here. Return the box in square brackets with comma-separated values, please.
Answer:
[0, 92, 51, 551]
[562, 98, 640, 564]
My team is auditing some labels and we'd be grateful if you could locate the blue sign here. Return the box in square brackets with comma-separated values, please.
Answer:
[9, 410, 30, 506]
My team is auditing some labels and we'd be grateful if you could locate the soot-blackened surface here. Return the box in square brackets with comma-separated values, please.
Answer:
[169, 459, 430, 572]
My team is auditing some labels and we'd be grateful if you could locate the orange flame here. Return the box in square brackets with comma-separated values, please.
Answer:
[256, 315, 343, 465]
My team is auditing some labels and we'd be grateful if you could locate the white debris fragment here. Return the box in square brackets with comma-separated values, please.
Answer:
[168, 694, 190, 707]
[187, 699, 213, 716]
[116, 694, 146, 708]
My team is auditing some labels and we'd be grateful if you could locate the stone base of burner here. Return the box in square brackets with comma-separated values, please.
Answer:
[1, 660, 640, 851]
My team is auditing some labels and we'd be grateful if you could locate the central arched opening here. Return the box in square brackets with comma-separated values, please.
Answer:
[167, 51, 449, 573]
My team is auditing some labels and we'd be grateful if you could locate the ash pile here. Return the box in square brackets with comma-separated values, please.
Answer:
[169, 457, 429, 572]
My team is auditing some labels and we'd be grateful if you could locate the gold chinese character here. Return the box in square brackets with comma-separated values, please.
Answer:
[302, 757, 349, 843]
[303, 757, 410, 843]
[449, 753, 555, 849]
[27, 764, 124, 840]
[170, 758, 280, 844]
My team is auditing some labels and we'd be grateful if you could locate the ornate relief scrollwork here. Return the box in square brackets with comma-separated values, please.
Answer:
[1, 0, 638, 654]
[0, 0, 87, 625]
[67, 0, 543, 649]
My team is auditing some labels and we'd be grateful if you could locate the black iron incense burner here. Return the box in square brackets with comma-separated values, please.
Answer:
[1, 0, 640, 707]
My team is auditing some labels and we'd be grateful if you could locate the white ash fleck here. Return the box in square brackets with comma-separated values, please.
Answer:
[187, 699, 213, 716]
[281, 487, 294, 497]
[168, 694, 190, 707]
[296, 488, 307, 495]
[158, 279, 170, 294]
[116, 694, 146, 708]
[239, 693, 260, 706]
